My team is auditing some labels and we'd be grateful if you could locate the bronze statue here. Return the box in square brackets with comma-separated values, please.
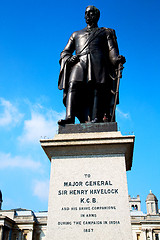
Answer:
[58, 5, 125, 125]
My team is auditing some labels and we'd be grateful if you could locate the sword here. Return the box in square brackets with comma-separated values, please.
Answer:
[111, 62, 124, 122]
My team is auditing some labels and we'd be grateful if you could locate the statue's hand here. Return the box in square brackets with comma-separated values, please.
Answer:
[68, 55, 79, 66]
[69, 55, 78, 63]
[117, 55, 126, 64]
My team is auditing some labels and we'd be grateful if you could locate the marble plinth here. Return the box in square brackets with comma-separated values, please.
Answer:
[40, 130, 135, 240]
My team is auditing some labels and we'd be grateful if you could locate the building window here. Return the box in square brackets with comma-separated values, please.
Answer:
[132, 204, 138, 211]
[155, 234, 159, 240]
[151, 203, 153, 212]
[36, 233, 40, 240]
[137, 233, 140, 240]
[156, 204, 158, 213]
[23, 234, 27, 240]
[13, 234, 17, 240]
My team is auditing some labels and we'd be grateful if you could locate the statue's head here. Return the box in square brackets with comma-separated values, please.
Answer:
[85, 5, 100, 25]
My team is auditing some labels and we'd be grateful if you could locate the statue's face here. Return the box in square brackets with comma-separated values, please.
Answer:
[85, 6, 98, 25]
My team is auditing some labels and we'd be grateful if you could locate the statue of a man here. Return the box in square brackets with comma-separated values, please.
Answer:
[58, 5, 125, 125]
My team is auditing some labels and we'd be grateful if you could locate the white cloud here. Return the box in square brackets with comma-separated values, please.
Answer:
[19, 106, 65, 145]
[117, 107, 130, 119]
[0, 98, 23, 127]
[33, 179, 49, 201]
[0, 152, 41, 170]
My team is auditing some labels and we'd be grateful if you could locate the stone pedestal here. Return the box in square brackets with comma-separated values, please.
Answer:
[40, 129, 135, 240]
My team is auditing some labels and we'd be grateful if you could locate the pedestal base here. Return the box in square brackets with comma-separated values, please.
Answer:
[40, 130, 135, 240]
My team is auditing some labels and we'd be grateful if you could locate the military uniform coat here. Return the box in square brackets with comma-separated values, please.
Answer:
[58, 26, 119, 106]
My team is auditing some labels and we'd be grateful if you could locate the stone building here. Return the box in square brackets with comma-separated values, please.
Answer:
[0, 209, 47, 240]
[129, 191, 160, 240]
[0, 191, 160, 240]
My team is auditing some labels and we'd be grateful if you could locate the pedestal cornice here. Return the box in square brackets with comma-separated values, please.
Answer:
[40, 131, 135, 171]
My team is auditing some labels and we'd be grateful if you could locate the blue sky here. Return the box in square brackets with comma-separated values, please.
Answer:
[0, 0, 160, 212]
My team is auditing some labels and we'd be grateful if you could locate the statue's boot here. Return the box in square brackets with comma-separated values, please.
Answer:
[58, 91, 75, 125]
[58, 117, 74, 125]
[91, 118, 99, 123]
